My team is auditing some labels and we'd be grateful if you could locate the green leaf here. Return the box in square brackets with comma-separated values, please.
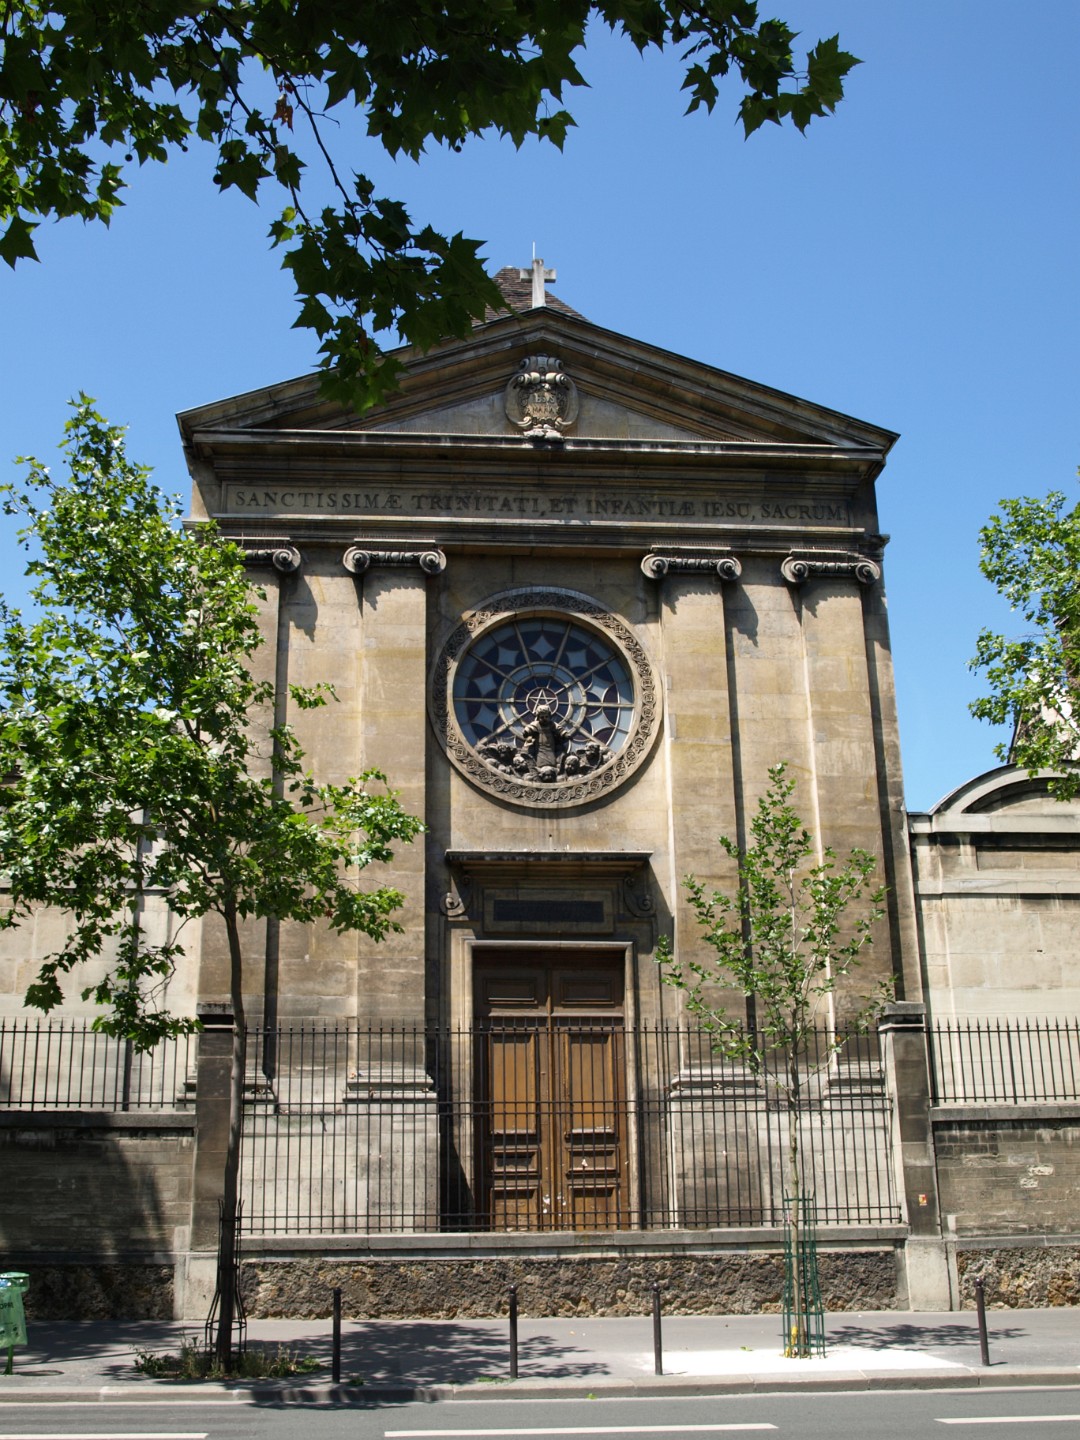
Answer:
[2, 0, 856, 407]
[0, 215, 39, 267]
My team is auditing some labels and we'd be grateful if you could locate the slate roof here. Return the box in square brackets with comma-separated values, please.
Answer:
[483, 265, 585, 322]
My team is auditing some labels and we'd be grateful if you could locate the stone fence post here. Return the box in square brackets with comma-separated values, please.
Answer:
[879, 1001, 953, 1309]
[177, 1004, 235, 1318]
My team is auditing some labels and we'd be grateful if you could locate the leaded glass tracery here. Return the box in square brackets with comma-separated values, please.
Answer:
[454, 617, 634, 783]
[430, 588, 660, 810]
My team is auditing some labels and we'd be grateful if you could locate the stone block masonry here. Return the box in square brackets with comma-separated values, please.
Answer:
[933, 1109, 1080, 1236]
[0, 1112, 194, 1319]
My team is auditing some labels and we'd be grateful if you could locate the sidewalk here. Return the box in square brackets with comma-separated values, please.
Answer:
[1, 1309, 1077, 1403]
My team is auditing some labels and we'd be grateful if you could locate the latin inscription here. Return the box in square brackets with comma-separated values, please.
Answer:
[226, 485, 851, 526]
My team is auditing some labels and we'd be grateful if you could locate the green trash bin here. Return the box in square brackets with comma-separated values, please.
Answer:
[0, 1273, 29, 1374]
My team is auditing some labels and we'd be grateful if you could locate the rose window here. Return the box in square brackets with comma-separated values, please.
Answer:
[430, 590, 661, 810]
[454, 618, 634, 782]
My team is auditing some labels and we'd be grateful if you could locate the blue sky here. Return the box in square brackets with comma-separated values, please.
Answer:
[2, 1, 1077, 812]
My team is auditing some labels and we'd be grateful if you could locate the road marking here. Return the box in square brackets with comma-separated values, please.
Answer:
[386, 1427, 777, 1437]
[0, 1433, 208, 1439]
[937, 1420, 1080, 1427]
[0, 1402, 242, 1408]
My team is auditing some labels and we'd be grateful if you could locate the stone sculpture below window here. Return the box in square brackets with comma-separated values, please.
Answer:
[430, 589, 660, 810]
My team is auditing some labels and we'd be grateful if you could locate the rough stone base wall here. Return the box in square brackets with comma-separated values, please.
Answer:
[958, 1247, 1080, 1308]
[239, 1250, 898, 1319]
[21, 1264, 174, 1320]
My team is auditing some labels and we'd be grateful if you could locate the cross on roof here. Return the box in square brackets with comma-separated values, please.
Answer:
[519, 256, 556, 308]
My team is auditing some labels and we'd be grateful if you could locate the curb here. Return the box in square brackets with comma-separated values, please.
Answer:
[0, 1367, 1078, 1404]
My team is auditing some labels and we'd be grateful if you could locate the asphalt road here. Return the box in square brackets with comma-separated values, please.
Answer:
[2, 1388, 1080, 1440]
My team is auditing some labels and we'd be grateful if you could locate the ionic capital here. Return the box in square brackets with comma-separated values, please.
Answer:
[641, 549, 742, 582]
[238, 541, 302, 574]
[781, 548, 881, 587]
[343, 545, 447, 576]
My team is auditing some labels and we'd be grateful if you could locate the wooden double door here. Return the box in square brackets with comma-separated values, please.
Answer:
[474, 952, 629, 1231]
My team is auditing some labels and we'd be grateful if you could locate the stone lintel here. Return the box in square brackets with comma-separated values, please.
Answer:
[446, 850, 652, 885]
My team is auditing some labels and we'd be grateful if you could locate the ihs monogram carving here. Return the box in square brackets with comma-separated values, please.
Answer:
[505, 355, 580, 440]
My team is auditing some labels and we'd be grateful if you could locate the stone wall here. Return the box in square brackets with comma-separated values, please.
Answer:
[957, 1247, 1080, 1309]
[0, 1111, 194, 1318]
[21, 1265, 175, 1321]
[910, 768, 1080, 1019]
[933, 1109, 1080, 1236]
[239, 1249, 899, 1319]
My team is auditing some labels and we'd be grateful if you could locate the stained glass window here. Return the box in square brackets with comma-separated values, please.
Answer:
[453, 617, 635, 783]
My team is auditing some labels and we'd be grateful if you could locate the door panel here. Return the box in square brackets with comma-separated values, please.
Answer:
[481, 1025, 544, 1230]
[557, 1025, 626, 1229]
[475, 953, 627, 1231]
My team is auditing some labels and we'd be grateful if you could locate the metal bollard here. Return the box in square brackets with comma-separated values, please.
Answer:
[652, 1282, 663, 1376]
[508, 1284, 519, 1380]
[974, 1277, 990, 1367]
[332, 1287, 342, 1384]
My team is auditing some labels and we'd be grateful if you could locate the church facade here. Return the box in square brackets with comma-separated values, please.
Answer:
[183, 261, 913, 1033]
[2, 265, 1078, 1320]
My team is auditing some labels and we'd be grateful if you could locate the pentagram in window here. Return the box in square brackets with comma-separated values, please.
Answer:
[453, 617, 635, 784]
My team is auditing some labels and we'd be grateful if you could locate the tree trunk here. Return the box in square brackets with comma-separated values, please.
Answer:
[787, 1054, 807, 1358]
[214, 897, 247, 1371]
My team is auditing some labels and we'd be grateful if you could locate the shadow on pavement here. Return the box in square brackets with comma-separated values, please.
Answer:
[298, 1321, 606, 1384]
[46, 1318, 608, 1388]
[19, 1320, 191, 1370]
[827, 1320, 1026, 1351]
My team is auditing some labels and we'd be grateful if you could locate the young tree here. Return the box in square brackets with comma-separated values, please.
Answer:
[1, 2, 858, 406]
[970, 481, 1080, 800]
[0, 400, 423, 1366]
[656, 764, 886, 1357]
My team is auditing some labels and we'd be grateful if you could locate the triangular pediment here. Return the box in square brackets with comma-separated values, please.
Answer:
[178, 307, 897, 457]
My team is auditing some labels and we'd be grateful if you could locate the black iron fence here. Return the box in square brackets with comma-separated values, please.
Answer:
[10, 1013, 1080, 1234]
[929, 1017, 1080, 1104]
[239, 1022, 901, 1234]
[0, 1017, 194, 1110]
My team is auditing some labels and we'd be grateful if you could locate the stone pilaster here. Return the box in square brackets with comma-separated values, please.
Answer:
[655, 570, 740, 1023]
[358, 567, 429, 1025]
[797, 577, 897, 1005]
[879, 1001, 953, 1308]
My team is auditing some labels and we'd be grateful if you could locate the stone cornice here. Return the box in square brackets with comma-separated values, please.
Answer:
[186, 427, 886, 472]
